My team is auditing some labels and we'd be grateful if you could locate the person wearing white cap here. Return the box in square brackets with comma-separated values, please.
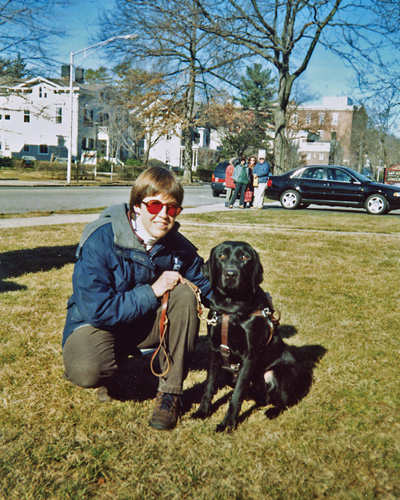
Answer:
[252, 151, 271, 209]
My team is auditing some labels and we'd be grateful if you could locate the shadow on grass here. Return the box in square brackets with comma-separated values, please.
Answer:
[0, 245, 77, 293]
[183, 340, 327, 426]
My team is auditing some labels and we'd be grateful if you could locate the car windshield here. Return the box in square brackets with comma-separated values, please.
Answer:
[345, 168, 372, 183]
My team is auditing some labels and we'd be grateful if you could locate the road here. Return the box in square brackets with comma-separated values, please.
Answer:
[0, 184, 225, 214]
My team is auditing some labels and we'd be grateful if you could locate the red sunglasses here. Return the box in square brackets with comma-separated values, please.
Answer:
[142, 200, 182, 217]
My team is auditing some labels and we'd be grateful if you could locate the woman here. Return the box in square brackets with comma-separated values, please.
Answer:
[229, 156, 250, 208]
[245, 155, 257, 208]
[62, 166, 211, 431]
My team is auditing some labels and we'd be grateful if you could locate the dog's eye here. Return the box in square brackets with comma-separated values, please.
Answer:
[241, 254, 249, 261]
[218, 253, 227, 261]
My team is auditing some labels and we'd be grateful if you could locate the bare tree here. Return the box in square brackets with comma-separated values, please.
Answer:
[363, 91, 400, 173]
[91, 67, 182, 167]
[99, 0, 247, 182]
[194, 0, 400, 171]
[0, 0, 69, 73]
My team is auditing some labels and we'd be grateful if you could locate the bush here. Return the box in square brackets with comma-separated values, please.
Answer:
[124, 158, 143, 167]
[0, 157, 15, 169]
[196, 168, 213, 182]
[119, 166, 145, 180]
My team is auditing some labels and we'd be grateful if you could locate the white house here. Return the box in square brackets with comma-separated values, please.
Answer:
[0, 74, 223, 169]
[145, 124, 222, 170]
[0, 76, 111, 164]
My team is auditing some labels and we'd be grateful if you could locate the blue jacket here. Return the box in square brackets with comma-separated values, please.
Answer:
[62, 203, 211, 347]
[253, 161, 271, 182]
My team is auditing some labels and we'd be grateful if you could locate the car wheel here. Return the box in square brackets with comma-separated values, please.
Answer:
[212, 190, 220, 197]
[280, 190, 301, 209]
[365, 194, 388, 215]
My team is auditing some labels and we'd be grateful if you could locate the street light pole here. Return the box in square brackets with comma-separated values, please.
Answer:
[66, 34, 137, 185]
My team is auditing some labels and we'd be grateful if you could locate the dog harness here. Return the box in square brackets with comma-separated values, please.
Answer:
[219, 308, 280, 382]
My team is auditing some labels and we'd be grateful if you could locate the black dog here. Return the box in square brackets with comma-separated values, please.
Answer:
[192, 241, 309, 432]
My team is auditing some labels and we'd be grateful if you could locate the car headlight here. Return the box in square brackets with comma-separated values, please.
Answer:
[393, 192, 400, 197]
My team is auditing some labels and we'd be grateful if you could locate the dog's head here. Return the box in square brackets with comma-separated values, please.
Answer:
[203, 241, 263, 297]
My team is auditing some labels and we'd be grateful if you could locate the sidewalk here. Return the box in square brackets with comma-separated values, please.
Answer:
[0, 204, 230, 229]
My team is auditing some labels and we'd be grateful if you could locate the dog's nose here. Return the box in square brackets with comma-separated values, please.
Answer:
[225, 269, 238, 280]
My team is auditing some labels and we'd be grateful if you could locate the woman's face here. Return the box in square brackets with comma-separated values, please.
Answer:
[135, 193, 179, 239]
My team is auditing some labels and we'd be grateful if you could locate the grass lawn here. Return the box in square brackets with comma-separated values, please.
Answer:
[1, 209, 399, 499]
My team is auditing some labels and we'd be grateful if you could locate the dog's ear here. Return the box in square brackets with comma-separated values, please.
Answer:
[252, 249, 264, 292]
[202, 246, 216, 288]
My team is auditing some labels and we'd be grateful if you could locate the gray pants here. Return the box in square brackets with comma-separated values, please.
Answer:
[63, 283, 200, 395]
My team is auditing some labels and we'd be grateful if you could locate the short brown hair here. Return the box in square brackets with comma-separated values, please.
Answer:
[129, 166, 184, 213]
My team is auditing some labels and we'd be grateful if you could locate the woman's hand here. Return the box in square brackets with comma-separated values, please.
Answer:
[151, 271, 185, 297]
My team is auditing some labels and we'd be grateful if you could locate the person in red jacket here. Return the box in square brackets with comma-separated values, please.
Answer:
[224, 158, 236, 207]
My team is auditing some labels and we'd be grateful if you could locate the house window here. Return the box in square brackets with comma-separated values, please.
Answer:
[56, 108, 62, 124]
[332, 113, 339, 126]
[24, 110, 30, 123]
[331, 131, 337, 141]
[82, 138, 87, 150]
[88, 138, 94, 150]
[5, 140, 9, 150]
[39, 144, 48, 154]
[83, 109, 94, 127]
[57, 136, 65, 147]
[319, 113, 325, 125]
[319, 152, 324, 160]
[24, 144, 30, 152]
[99, 112, 109, 126]
[306, 113, 311, 126]
[292, 114, 298, 125]
[5, 115, 10, 120]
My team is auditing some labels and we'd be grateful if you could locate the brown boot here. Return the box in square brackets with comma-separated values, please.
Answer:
[149, 392, 182, 430]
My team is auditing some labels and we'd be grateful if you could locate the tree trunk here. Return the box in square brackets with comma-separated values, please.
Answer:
[274, 73, 295, 171]
[182, 126, 193, 183]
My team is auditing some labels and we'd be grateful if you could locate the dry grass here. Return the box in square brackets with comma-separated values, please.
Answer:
[1, 210, 399, 499]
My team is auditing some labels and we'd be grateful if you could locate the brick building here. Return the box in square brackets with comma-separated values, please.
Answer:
[288, 96, 365, 167]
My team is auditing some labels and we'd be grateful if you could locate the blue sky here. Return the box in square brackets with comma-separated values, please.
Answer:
[53, 0, 357, 102]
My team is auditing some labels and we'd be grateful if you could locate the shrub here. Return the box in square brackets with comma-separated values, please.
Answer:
[196, 168, 213, 182]
[0, 157, 15, 169]
[124, 158, 143, 167]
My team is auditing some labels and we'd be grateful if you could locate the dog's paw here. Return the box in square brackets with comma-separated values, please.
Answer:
[191, 408, 209, 420]
[215, 422, 235, 433]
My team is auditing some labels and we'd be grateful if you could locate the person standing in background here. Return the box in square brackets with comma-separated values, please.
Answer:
[229, 156, 249, 209]
[224, 158, 236, 208]
[252, 150, 271, 209]
[246, 155, 257, 208]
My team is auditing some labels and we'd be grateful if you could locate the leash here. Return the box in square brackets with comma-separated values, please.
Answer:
[149, 280, 207, 378]
[150, 291, 171, 377]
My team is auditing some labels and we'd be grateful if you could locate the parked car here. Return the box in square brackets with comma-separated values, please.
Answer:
[265, 165, 400, 215]
[211, 160, 230, 197]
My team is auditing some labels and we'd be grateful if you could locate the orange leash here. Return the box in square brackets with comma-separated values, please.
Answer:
[150, 291, 171, 378]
